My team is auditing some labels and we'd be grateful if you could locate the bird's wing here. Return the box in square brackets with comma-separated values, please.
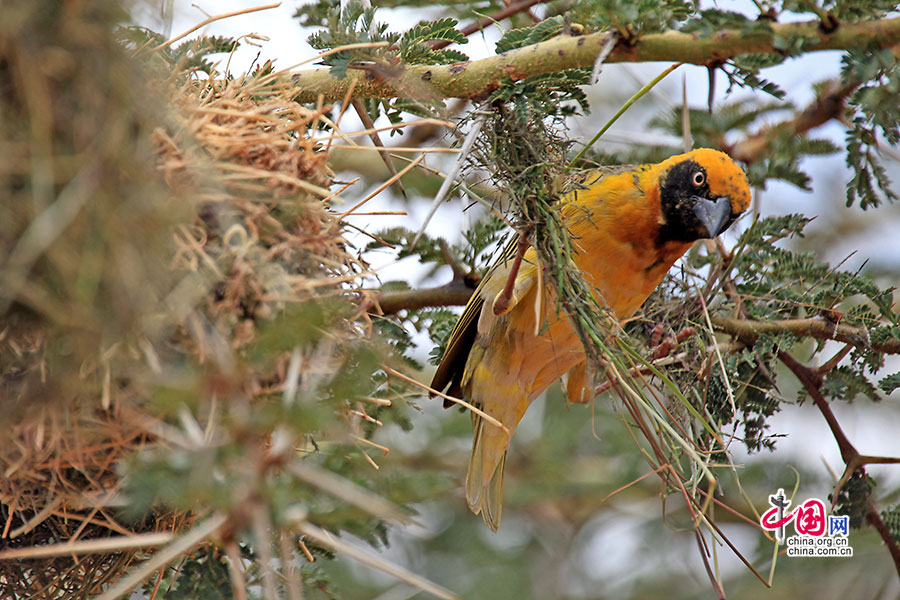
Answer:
[430, 231, 522, 403]
[429, 165, 637, 404]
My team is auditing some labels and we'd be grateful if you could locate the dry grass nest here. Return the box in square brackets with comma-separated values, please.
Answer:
[0, 5, 367, 598]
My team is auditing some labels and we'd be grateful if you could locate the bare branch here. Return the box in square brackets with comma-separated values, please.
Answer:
[729, 80, 859, 163]
[712, 315, 900, 355]
[373, 279, 475, 314]
[867, 497, 900, 579]
[431, 0, 546, 50]
[778, 351, 900, 578]
[291, 517, 462, 600]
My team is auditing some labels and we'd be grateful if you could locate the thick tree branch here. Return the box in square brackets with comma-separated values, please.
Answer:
[291, 17, 900, 102]
[712, 315, 900, 355]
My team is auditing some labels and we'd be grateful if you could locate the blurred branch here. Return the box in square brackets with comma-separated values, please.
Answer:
[867, 496, 900, 579]
[292, 516, 462, 600]
[374, 278, 476, 314]
[430, 0, 546, 50]
[728, 79, 859, 163]
[290, 17, 900, 102]
[351, 98, 408, 199]
[712, 315, 900, 354]
[95, 513, 228, 600]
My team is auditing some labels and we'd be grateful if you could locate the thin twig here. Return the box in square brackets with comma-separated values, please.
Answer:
[0, 531, 174, 560]
[8, 496, 63, 538]
[430, 0, 547, 50]
[95, 512, 228, 600]
[694, 529, 726, 600]
[410, 113, 487, 249]
[337, 154, 425, 220]
[374, 279, 476, 314]
[715, 315, 900, 355]
[291, 518, 461, 600]
[312, 118, 455, 144]
[381, 365, 509, 437]
[252, 503, 279, 600]
[328, 145, 460, 153]
[438, 238, 467, 281]
[225, 539, 250, 600]
[867, 497, 900, 579]
[154, 3, 281, 51]
[279, 531, 304, 600]
[294, 442, 410, 525]
[352, 98, 407, 199]
[492, 233, 529, 316]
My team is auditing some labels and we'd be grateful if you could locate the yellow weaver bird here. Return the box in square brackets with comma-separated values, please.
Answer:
[430, 148, 751, 531]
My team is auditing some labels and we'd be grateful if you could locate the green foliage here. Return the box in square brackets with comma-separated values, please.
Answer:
[293, 0, 338, 29]
[820, 0, 898, 22]
[842, 47, 900, 208]
[720, 60, 786, 100]
[307, 0, 397, 78]
[732, 215, 893, 326]
[495, 16, 568, 54]
[426, 307, 459, 365]
[681, 9, 772, 37]
[491, 69, 592, 119]
[121, 296, 434, 592]
[707, 355, 783, 452]
[831, 471, 876, 529]
[821, 364, 881, 403]
[367, 216, 507, 368]
[744, 134, 840, 190]
[398, 17, 468, 64]
[878, 371, 900, 395]
[569, 0, 691, 38]
[678, 8, 786, 101]
[305, 3, 466, 124]
[143, 546, 235, 599]
[881, 503, 900, 543]
[306, 3, 469, 74]
[369, 216, 507, 279]
[491, 17, 595, 116]
[117, 26, 239, 76]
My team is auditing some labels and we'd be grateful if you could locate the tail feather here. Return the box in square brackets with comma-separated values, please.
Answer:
[465, 417, 485, 511]
[465, 415, 507, 532]
[481, 453, 505, 532]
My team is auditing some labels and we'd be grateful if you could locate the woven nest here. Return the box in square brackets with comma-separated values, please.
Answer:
[0, 4, 360, 597]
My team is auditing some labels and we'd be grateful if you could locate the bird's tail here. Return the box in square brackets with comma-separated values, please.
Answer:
[465, 415, 507, 532]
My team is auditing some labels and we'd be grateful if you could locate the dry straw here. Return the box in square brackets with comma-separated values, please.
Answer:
[0, 2, 438, 598]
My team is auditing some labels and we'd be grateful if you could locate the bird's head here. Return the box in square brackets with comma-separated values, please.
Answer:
[656, 148, 751, 243]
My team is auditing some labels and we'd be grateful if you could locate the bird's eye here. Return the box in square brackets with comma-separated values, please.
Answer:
[692, 171, 705, 187]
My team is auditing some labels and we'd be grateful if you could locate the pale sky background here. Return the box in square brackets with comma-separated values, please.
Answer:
[133, 1, 900, 593]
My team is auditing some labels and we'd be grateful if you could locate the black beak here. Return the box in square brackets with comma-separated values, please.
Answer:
[692, 196, 732, 238]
